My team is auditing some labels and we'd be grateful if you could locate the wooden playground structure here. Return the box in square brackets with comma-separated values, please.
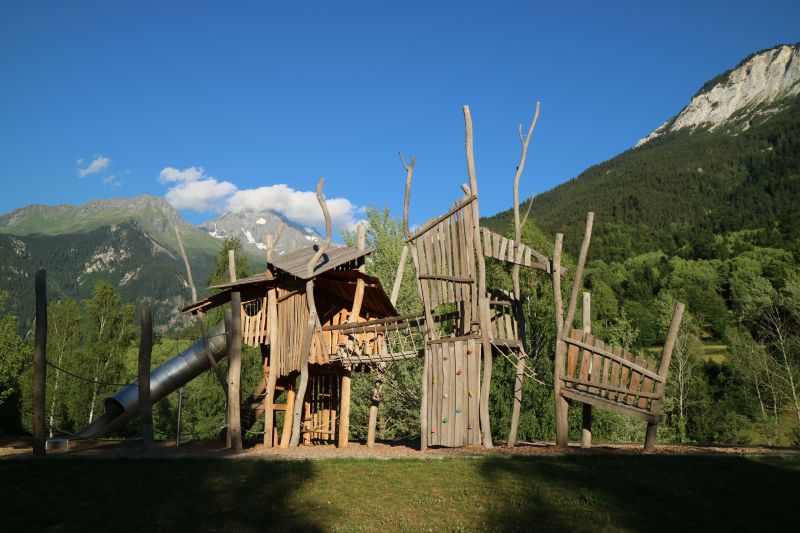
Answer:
[30, 104, 683, 455]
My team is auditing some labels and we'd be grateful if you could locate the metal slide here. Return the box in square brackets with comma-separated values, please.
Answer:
[49, 321, 228, 447]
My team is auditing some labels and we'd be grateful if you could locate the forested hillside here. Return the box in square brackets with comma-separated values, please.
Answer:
[486, 96, 800, 260]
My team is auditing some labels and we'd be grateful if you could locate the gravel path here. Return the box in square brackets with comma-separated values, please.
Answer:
[2, 437, 798, 461]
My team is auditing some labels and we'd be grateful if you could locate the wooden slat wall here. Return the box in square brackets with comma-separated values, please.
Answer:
[480, 227, 550, 272]
[412, 202, 476, 316]
[305, 372, 339, 442]
[424, 338, 481, 447]
[560, 329, 664, 412]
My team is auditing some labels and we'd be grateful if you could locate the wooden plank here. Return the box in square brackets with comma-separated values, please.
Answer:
[609, 346, 622, 401]
[498, 237, 508, 263]
[561, 337, 664, 383]
[32, 270, 46, 456]
[578, 332, 593, 390]
[405, 195, 477, 242]
[559, 388, 666, 424]
[138, 306, 153, 451]
[559, 376, 662, 399]
[566, 329, 581, 380]
[590, 338, 604, 395]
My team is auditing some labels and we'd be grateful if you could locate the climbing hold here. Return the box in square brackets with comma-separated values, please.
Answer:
[431, 427, 437, 433]
[443, 393, 448, 399]
[456, 369, 462, 376]
[468, 390, 474, 398]
[442, 417, 449, 424]
[467, 424, 473, 430]
[456, 407, 462, 414]
[432, 377, 437, 384]
[443, 354, 448, 360]
[466, 348, 472, 355]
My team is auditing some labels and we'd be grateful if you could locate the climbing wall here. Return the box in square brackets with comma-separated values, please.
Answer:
[425, 338, 482, 447]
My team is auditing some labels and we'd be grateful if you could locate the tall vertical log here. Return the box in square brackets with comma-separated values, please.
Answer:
[645, 302, 685, 451]
[228, 249, 237, 282]
[290, 281, 317, 447]
[508, 103, 540, 448]
[138, 306, 154, 451]
[339, 224, 365, 448]
[580, 292, 592, 449]
[228, 292, 243, 452]
[561, 212, 594, 337]
[463, 105, 494, 448]
[32, 269, 47, 457]
[264, 234, 278, 447]
[552, 234, 569, 447]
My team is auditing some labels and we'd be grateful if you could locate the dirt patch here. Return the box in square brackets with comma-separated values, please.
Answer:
[3, 436, 798, 461]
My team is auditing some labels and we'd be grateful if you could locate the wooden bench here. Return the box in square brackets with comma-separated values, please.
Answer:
[554, 300, 684, 451]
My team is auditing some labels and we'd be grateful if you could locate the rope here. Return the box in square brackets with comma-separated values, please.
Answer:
[45, 360, 135, 387]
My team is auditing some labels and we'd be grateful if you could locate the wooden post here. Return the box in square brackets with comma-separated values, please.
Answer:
[264, 234, 278, 447]
[280, 381, 295, 448]
[228, 291, 243, 452]
[580, 292, 592, 449]
[339, 224, 365, 448]
[291, 178, 330, 447]
[645, 302, 685, 451]
[507, 103, 540, 448]
[32, 269, 46, 457]
[463, 105, 494, 448]
[290, 281, 317, 447]
[552, 234, 569, 447]
[175, 226, 226, 393]
[138, 306, 154, 451]
[228, 249, 237, 282]
[561, 212, 594, 338]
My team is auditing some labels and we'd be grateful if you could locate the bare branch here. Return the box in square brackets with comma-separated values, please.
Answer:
[513, 102, 541, 246]
[306, 178, 332, 278]
[520, 194, 536, 229]
[400, 153, 415, 238]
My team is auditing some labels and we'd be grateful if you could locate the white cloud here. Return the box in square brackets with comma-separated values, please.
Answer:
[102, 175, 122, 188]
[157, 166, 362, 232]
[158, 166, 205, 184]
[165, 178, 237, 211]
[78, 156, 110, 177]
[227, 184, 360, 232]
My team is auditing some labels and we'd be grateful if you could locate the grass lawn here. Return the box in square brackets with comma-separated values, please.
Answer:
[2, 455, 799, 532]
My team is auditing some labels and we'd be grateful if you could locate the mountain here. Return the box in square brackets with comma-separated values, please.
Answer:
[0, 195, 266, 333]
[0, 221, 208, 332]
[485, 43, 800, 262]
[199, 209, 320, 256]
[637, 44, 800, 146]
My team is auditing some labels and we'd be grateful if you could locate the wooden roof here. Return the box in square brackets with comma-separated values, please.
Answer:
[180, 268, 396, 318]
[270, 244, 374, 280]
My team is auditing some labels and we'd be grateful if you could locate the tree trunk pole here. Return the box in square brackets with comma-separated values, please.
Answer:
[138, 306, 153, 451]
[227, 292, 243, 452]
[580, 292, 592, 449]
[32, 269, 47, 456]
[552, 234, 569, 447]
[339, 224, 365, 448]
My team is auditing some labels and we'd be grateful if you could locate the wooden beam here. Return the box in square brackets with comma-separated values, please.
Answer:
[581, 292, 592, 449]
[263, 287, 278, 447]
[389, 245, 409, 306]
[290, 280, 317, 447]
[338, 224, 365, 448]
[306, 178, 332, 278]
[463, 105, 494, 449]
[552, 234, 568, 447]
[645, 301, 685, 451]
[561, 212, 594, 338]
[560, 388, 665, 424]
[280, 381, 295, 448]
[405, 195, 477, 243]
[138, 306, 154, 451]
[32, 269, 46, 457]
[226, 298, 243, 452]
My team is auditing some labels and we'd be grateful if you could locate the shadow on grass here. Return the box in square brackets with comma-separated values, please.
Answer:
[0, 458, 327, 531]
[478, 454, 800, 532]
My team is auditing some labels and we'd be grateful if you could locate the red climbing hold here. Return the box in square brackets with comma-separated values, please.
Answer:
[456, 369, 462, 376]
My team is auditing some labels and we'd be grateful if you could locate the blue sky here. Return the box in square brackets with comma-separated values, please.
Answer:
[1, 1, 798, 233]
